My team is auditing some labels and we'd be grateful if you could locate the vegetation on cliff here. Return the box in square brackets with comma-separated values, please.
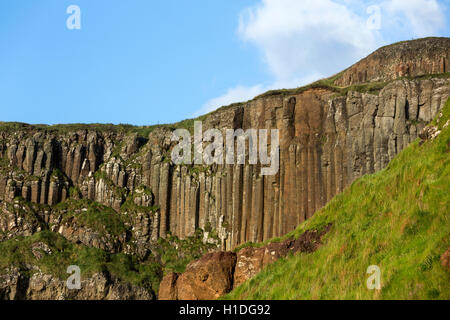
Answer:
[0, 230, 161, 289]
[0, 227, 216, 295]
[225, 98, 450, 300]
[54, 199, 127, 237]
[0, 38, 449, 300]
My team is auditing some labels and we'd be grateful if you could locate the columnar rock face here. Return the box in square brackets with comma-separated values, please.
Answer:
[1, 38, 449, 253]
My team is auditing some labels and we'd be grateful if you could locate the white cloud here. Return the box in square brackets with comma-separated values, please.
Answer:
[196, 0, 447, 116]
[195, 85, 265, 116]
[238, 0, 380, 82]
[382, 0, 446, 37]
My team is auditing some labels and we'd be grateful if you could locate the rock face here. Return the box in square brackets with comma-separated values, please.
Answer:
[0, 269, 153, 300]
[335, 37, 450, 86]
[158, 224, 331, 300]
[2, 81, 449, 252]
[158, 272, 179, 300]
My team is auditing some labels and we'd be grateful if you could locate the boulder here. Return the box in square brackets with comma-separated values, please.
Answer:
[158, 272, 179, 300]
[176, 252, 236, 300]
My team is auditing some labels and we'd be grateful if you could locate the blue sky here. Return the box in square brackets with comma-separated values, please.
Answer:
[1, 0, 449, 126]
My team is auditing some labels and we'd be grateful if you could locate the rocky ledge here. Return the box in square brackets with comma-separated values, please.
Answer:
[0, 268, 153, 300]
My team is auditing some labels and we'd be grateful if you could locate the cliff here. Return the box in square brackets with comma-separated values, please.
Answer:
[2, 38, 449, 249]
[161, 96, 450, 300]
[224, 98, 450, 300]
[0, 37, 450, 299]
[335, 37, 450, 86]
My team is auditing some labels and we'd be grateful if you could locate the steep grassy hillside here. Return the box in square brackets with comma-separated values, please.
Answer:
[225, 99, 450, 300]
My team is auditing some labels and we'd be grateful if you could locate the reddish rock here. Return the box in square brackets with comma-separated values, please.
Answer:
[158, 225, 333, 299]
[233, 247, 266, 288]
[335, 37, 450, 86]
[441, 248, 450, 270]
[176, 252, 236, 300]
[158, 272, 179, 300]
[234, 224, 332, 287]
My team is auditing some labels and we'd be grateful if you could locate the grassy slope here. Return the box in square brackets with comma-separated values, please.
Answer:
[225, 99, 450, 300]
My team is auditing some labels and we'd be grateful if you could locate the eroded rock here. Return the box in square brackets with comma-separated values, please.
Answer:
[160, 225, 332, 300]
[441, 248, 450, 270]
[0, 270, 154, 300]
[158, 272, 179, 300]
[176, 252, 237, 300]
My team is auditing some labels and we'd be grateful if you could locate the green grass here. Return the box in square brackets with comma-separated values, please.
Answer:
[154, 229, 218, 274]
[120, 199, 159, 216]
[0, 228, 217, 294]
[0, 122, 134, 135]
[0, 198, 219, 294]
[0, 115, 209, 139]
[54, 199, 127, 237]
[0, 230, 162, 290]
[224, 98, 450, 300]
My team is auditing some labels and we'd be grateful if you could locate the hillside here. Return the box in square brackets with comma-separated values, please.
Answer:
[224, 98, 450, 300]
[1, 38, 449, 253]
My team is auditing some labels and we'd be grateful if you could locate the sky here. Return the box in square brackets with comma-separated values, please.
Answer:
[0, 0, 449, 126]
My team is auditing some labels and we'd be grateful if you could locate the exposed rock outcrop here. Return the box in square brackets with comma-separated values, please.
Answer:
[234, 224, 331, 288]
[158, 272, 179, 300]
[0, 269, 153, 300]
[335, 37, 450, 86]
[158, 225, 331, 300]
[0, 200, 45, 241]
[176, 252, 237, 300]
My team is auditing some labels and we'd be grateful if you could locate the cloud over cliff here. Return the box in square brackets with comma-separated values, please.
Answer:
[199, 0, 447, 115]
